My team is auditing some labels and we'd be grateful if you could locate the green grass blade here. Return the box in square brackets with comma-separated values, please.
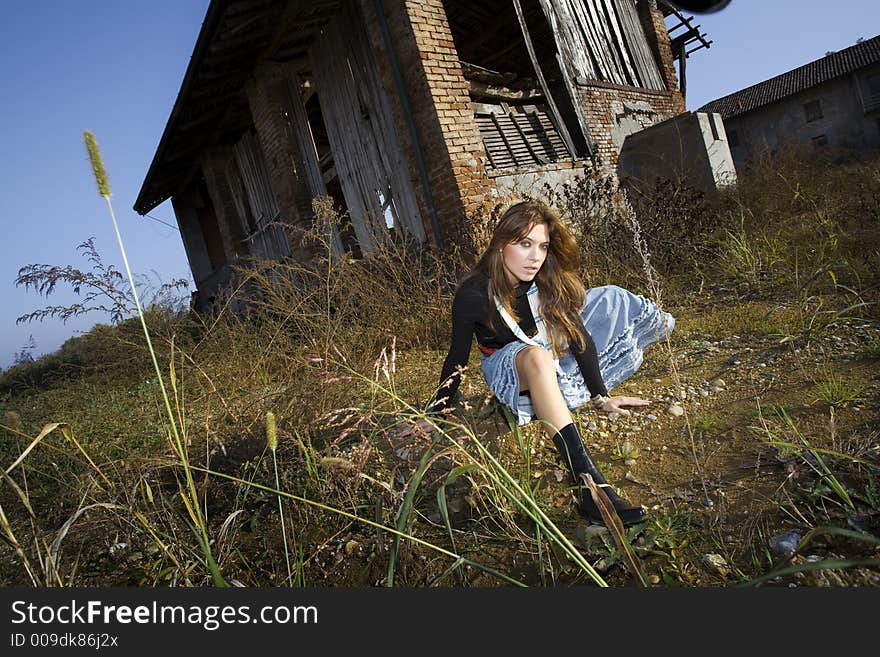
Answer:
[744, 559, 880, 586]
[387, 448, 433, 587]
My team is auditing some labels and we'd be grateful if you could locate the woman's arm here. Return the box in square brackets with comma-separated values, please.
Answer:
[570, 324, 608, 398]
[429, 285, 481, 415]
[571, 324, 651, 416]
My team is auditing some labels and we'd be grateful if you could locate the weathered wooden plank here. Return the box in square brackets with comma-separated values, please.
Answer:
[348, 2, 424, 243]
[574, 0, 620, 82]
[539, 0, 663, 91]
[288, 75, 344, 255]
[679, 49, 687, 99]
[476, 99, 573, 170]
[310, 20, 375, 253]
[482, 137, 500, 169]
[490, 112, 523, 167]
[616, 0, 665, 90]
[587, 0, 630, 83]
[512, 0, 578, 159]
[540, 0, 595, 81]
[469, 79, 543, 102]
[233, 131, 280, 227]
[232, 130, 289, 260]
[310, 2, 425, 254]
[601, 0, 640, 85]
[536, 0, 595, 154]
[223, 156, 253, 238]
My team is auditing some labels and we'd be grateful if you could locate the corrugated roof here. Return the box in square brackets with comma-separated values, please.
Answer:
[698, 34, 880, 118]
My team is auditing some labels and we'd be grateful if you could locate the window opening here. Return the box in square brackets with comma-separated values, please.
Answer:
[727, 128, 739, 148]
[867, 72, 880, 97]
[708, 115, 719, 141]
[443, 0, 591, 164]
[804, 100, 823, 123]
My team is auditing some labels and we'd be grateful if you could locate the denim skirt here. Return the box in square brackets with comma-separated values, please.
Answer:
[480, 285, 675, 426]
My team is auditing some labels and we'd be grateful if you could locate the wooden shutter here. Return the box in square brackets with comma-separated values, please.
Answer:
[474, 102, 572, 171]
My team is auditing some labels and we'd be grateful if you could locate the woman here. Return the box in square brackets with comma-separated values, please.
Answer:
[429, 200, 674, 527]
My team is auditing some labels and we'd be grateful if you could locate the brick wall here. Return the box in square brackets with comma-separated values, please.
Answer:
[637, 0, 685, 113]
[576, 82, 679, 166]
[363, 0, 493, 248]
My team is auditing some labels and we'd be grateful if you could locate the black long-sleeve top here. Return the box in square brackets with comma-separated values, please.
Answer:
[431, 271, 608, 414]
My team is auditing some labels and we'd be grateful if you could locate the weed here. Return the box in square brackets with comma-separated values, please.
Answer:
[640, 512, 699, 585]
[860, 334, 880, 360]
[14, 238, 189, 327]
[718, 222, 784, 287]
[693, 414, 723, 438]
[610, 440, 640, 462]
[814, 372, 863, 407]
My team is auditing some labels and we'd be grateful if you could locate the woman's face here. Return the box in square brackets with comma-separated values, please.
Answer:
[501, 222, 549, 284]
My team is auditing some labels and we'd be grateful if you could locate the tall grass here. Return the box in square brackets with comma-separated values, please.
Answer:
[2, 149, 879, 587]
[84, 132, 226, 586]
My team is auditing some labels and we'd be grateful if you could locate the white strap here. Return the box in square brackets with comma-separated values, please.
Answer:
[494, 294, 563, 374]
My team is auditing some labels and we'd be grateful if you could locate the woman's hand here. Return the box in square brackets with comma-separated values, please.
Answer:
[599, 395, 651, 416]
[393, 417, 441, 439]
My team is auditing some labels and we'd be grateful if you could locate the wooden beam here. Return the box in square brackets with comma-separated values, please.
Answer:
[679, 51, 686, 99]
[511, 0, 578, 159]
[256, 0, 339, 62]
[468, 79, 543, 102]
[509, 111, 548, 164]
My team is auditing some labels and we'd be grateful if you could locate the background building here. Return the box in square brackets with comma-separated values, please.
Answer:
[700, 34, 880, 166]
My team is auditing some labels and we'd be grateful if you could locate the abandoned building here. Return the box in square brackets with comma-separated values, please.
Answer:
[135, 0, 718, 308]
[699, 34, 880, 166]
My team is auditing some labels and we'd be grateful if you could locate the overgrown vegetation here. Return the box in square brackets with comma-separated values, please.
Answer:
[1, 146, 878, 588]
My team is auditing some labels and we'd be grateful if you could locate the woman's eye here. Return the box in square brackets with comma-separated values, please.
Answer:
[520, 240, 531, 248]
[540, 244, 549, 251]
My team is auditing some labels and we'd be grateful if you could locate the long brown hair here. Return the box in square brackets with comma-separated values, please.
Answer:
[471, 200, 585, 355]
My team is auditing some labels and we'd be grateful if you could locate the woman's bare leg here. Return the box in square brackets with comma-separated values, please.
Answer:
[515, 346, 572, 436]
[515, 346, 647, 525]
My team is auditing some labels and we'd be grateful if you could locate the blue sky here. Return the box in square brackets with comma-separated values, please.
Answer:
[1, 0, 878, 369]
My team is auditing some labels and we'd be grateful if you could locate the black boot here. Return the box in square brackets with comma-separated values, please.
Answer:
[552, 423, 647, 527]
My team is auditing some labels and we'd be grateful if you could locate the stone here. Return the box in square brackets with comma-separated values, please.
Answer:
[667, 404, 685, 417]
[700, 553, 730, 577]
[769, 529, 802, 557]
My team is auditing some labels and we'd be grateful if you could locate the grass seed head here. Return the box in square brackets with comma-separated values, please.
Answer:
[266, 411, 278, 452]
[83, 131, 110, 197]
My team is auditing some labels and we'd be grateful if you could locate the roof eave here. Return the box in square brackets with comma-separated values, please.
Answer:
[134, 0, 229, 215]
